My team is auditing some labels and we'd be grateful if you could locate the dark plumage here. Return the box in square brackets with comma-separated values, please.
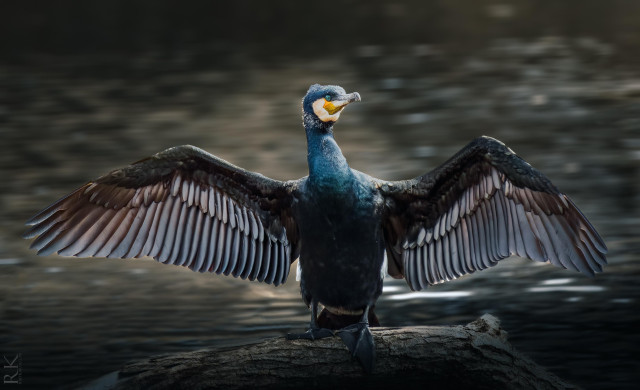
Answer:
[24, 84, 607, 372]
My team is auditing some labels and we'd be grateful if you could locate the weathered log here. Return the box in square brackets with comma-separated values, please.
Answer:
[83, 315, 576, 390]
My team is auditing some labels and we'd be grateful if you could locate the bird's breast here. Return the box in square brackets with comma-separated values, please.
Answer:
[294, 179, 386, 308]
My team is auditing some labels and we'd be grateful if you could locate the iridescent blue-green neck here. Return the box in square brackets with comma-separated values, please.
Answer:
[304, 118, 352, 190]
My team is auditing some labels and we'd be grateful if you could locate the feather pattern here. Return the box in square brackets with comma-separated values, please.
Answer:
[381, 136, 607, 291]
[24, 145, 299, 286]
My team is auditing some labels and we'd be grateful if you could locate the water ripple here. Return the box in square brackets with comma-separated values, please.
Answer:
[386, 291, 473, 301]
[527, 286, 606, 293]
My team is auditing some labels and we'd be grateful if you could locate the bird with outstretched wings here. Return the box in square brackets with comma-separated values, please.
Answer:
[24, 84, 606, 373]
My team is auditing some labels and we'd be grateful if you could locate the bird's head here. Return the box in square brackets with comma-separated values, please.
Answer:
[302, 84, 361, 129]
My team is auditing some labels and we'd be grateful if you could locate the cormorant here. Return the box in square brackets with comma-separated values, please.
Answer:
[24, 84, 607, 373]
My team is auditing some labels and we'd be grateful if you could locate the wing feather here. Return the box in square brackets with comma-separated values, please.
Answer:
[259, 240, 272, 283]
[226, 228, 241, 275]
[250, 237, 265, 281]
[460, 218, 474, 273]
[242, 238, 257, 280]
[266, 241, 278, 285]
[162, 197, 185, 264]
[177, 206, 196, 266]
[23, 145, 299, 286]
[108, 206, 149, 259]
[381, 136, 607, 290]
[75, 208, 120, 258]
[126, 201, 158, 258]
[207, 218, 222, 272]
[239, 234, 250, 277]
[426, 242, 436, 284]
[95, 208, 136, 258]
[192, 210, 211, 272]
[416, 242, 426, 289]
[217, 221, 231, 274]
[151, 196, 176, 259]
[53, 206, 109, 256]
[275, 243, 283, 286]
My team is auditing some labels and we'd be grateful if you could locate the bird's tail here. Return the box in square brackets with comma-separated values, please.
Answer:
[317, 306, 380, 330]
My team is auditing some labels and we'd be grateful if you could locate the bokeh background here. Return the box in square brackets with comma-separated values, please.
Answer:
[1, 1, 639, 388]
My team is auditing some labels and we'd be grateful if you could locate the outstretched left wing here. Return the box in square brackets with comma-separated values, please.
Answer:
[24, 145, 300, 286]
[380, 136, 607, 291]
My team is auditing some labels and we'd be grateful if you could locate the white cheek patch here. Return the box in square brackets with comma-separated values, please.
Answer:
[312, 98, 342, 122]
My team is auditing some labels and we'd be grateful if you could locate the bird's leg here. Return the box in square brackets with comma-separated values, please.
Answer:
[336, 305, 376, 373]
[286, 300, 334, 340]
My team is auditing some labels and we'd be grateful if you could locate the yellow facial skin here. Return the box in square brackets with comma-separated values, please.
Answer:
[323, 100, 346, 115]
[312, 98, 348, 122]
[311, 92, 361, 122]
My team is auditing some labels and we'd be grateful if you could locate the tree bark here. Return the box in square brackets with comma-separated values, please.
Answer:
[84, 315, 577, 390]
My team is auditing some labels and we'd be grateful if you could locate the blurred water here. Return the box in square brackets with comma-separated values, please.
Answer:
[1, 33, 639, 390]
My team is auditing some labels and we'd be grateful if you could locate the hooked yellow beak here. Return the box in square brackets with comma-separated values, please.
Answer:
[323, 92, 361, 115]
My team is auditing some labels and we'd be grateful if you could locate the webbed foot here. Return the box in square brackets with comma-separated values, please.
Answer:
[337, 322, 375, 373]
[286, 327, 334, 340]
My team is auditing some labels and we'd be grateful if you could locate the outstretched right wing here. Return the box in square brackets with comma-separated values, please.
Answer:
[24, 145, 300, 286]
[380, 136, 607, 291]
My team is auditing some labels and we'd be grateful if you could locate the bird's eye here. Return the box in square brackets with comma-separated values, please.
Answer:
[325, 95, 332, 101]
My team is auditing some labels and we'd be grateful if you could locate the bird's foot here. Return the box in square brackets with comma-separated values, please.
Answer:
[336, 322, 376, 373]
[286, 327, 334, 341]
